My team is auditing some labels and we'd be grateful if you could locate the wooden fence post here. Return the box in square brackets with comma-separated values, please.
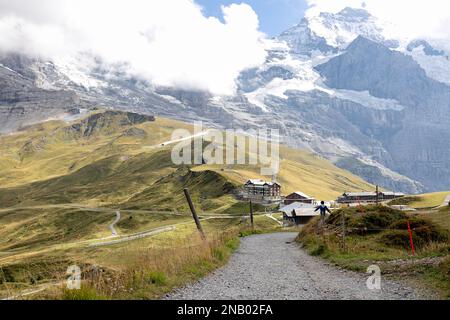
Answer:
[376, 185, 379, 206]
[183, 188, 206, 240]
[341, 210, 346, 252]
[249, 200, 254, 229]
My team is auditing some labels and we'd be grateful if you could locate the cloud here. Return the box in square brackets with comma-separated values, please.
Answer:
[305, 0, 450, 43]
[0, 0, 267, 95]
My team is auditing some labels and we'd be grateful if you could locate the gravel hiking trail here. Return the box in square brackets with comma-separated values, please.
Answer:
[167, 233, 427, 300]
[109, 210, 121, 236]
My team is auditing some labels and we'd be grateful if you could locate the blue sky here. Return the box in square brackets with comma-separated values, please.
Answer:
[195, 0, 308, 36]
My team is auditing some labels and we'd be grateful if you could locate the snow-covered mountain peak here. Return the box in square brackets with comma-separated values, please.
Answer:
[305, 7, 386, 49]
[319, 7, 372, 24]
[333, 7, 371, 20]
[278, 6, 398, 56]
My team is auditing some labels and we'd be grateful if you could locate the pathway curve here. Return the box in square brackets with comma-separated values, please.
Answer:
[109, 210, 121, 236]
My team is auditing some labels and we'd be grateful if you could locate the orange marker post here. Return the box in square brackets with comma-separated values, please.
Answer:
[407, 221, 415, 255]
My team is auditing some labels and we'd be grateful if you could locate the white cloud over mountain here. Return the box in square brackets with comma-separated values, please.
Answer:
[1, 0, 449, 95]
[306, 0, 450, 42]
[0, 0, 267, 95]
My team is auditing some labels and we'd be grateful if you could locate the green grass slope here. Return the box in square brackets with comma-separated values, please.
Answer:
[122, 167, 239, 213]
[195, 144, 375, 201]
[389, 191, 450, 209]
[0, 109, 375, 211]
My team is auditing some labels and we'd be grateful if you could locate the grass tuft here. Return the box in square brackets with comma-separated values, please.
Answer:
[62, 285, 107, 300]
[144, 271, 168, 286]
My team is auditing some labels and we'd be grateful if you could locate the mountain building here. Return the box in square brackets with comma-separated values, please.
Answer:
[337, 192, 404, 204]
[284, 192, 315, 205]
[278, 202, 319, 226]
[243, 179, 281, 203]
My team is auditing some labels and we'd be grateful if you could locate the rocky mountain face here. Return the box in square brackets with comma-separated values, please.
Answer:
[1, 7, 449, 194]
[278, 7, 396, 56]
[315, 36, 450, 191]
[0, 53, 179, 133]
[316, 36, 450, 110]
[0, 56, 86, 133]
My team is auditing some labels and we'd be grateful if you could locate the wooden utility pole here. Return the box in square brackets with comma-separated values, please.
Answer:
[183, 188, 206, 240]
[249, 200, 254, 229]
[376, 185, 379, 206]
[341, 210, 346, 252]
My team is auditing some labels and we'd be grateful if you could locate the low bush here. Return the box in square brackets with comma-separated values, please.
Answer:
[310, 243, 327, 256]
[326, 206, 406, 235]
[382, 216, 449, 249]
[144, 271, 167, 286]
[379, 230, 411, 248]
[302, 205, 448, 250]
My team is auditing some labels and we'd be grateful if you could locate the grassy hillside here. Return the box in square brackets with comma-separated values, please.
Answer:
[194, 145, 374, 201]
[424, 206, 450, 232]
[0, 112, 189, 189]
[389, 191, 450, 209]
[122, 168, 239, 213]
[0, 110, 374, 211]
[0, 109, 377, 299]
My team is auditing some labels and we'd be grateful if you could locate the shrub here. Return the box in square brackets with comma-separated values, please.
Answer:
[303, 205, 448, 250]
[298, 232, 328, 257]
[326, 206, 406, 235]
[380, 219, 448, 249]
[391, 216, 437, 230]
[414, 226, 448, 245]
[380, 230, 411, 248]
[0, 268, 16, 283]
[310, 243, 327, 256]
[362, 210, 405, 229]
[390, 217, 448, 244]
[144, 271, 167, 286]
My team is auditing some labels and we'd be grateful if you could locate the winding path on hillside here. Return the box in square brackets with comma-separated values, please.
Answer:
[167, 233, 426, 300]
[109, 210, 121, 236]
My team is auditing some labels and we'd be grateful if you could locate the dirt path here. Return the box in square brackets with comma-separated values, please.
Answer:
[167, 233, 426, 300]
[109, 210, 121, 236]
[89, 226, 176, 247]
[440, 195, 450, 207]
